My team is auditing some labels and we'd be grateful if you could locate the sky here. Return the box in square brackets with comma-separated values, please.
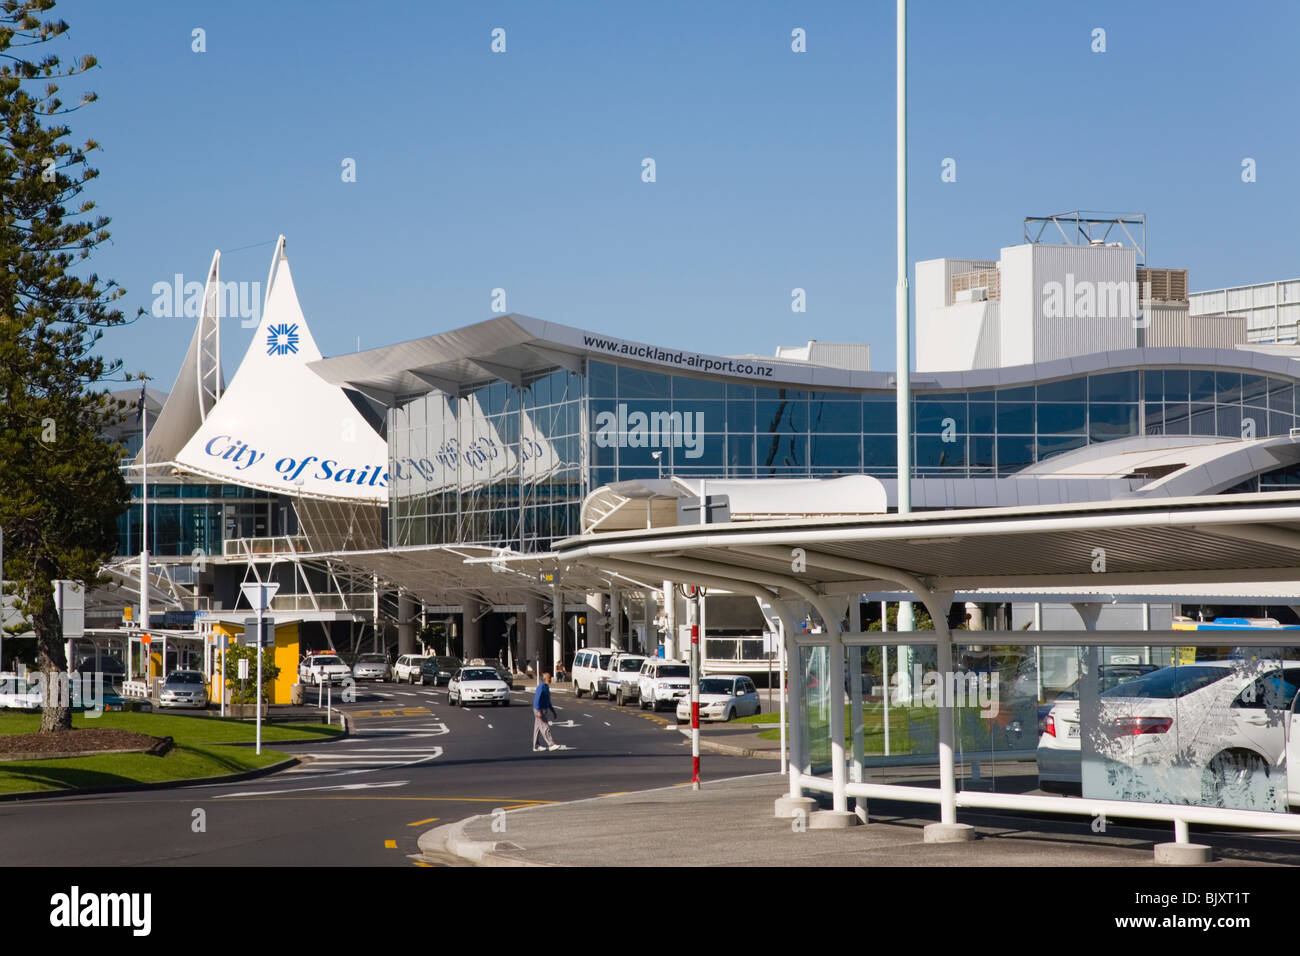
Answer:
[38, 0, 1300, 386]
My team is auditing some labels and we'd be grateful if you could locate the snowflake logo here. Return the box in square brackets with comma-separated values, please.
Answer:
[267, 323, 299, 356]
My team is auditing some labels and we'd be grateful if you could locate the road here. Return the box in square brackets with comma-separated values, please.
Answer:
[0, 682, 757, 866]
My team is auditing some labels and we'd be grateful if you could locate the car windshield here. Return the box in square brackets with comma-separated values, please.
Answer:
[699, 678, 735, 694]
[357, 654, 386, 663]
[463, 669, 498, 681]
[421, 660, 439, 669]
[598, 655, 612, 669]
[658, 665, 690, 678]
[618, 659, 643, 671]
[1100, 665, 1232, 700]
[167, 672, 203, 685]
[314, 657, 343, 667]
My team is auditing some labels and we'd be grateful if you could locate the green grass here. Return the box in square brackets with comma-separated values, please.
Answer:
[0, 711, 340, 795]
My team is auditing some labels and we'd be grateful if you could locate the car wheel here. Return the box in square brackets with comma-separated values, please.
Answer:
[502, 698, 510, 707]
[574, 683, 583, 698]
[616, 688, 624, 706]
[724, 707, 735, 722]
[1203, 751, 1271, 807]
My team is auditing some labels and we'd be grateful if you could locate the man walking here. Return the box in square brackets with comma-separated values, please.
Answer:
[533, 672, 564, 752]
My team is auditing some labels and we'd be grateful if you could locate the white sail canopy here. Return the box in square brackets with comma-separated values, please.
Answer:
[174, 241, 388, 503]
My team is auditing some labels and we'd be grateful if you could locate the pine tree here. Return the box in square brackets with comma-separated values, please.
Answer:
[0, 1, 133, 732]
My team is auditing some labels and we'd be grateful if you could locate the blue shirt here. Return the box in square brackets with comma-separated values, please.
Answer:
[533, 681, 552, 713]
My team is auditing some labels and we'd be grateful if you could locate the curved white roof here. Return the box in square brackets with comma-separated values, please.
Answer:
[174, 242, 387, 503]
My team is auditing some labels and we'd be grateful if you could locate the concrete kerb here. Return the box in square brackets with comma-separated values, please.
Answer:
[421, 771, 777, 866]
[675, 727, 779, 760]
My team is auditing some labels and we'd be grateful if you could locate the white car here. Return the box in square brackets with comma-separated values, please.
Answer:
[448, 666, 511, 707]
[639, 660, 691, 712]
[352, 653, 391, 682]
[393, 655, 429, 684]
[0, 673, 42, 709]
[572, 648, 615, 699]
[605, 653, 647, 706]
[676, 674, 761, 722]
[1054, 660, 1300, 810]
[1036, 665, 1157, 790]
[298, 654, 351, 686]
[159, 670, 209, 709]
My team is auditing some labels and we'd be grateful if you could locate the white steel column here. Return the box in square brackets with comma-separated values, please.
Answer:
[663, 580, 676, 659]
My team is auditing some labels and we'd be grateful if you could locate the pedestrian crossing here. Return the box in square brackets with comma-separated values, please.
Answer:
[282, 715, 448, 776]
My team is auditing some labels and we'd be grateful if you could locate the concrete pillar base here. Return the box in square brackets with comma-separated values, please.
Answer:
[854, 803, 869, 825]
[774, 796, 817, 819]
[809, 809, 862, 829]
[1154, 842, 1213, 865]
[923, 822, 976, 843]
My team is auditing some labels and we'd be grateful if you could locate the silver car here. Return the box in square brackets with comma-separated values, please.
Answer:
[352, 653, 391, 682]
[159, 670, 209, 709]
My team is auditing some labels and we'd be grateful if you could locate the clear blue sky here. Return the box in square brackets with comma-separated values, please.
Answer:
[47, 0, 1300, 384]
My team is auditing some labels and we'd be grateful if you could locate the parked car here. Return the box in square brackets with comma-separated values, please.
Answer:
[299, 654, 351, 686]
[393, 655, 429, 684]
[434, 656, 462, 686]
[639, 659, 691, 711]
[605, 653, 647, 705]
[572, 648, 615, 698]
[491, 664, 515, 690]
[448, 666, 510, 707]
[418, 658, 443, 686]
[1039, 660, 1300, 808]
[0, 673, 43, 710]
[159, 670, 209, 709]
[676, 674, 760, 723]
[352, 653, 391, 682]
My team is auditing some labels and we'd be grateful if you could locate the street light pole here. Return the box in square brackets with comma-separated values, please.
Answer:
[241, 582, 280, 755]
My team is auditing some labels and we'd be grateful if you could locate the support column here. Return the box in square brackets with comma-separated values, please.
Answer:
[609, 585, 621, 650]
[808, 596, 858, 827]
[463, 600, 484, 660]
[641, 588, 654, 656]
[921, 590, 972, 843]
[397, 591, 416, 656]
[551, 579, 562, 673]
[663, 581, 677, 660]
[773, 600, 815, 820]
[524, 596, 544, 675]
[585, 592, 605, 647]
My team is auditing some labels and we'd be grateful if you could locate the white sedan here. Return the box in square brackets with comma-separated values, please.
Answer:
[448, 667, 511, 708]
[676, 675, 761, 723]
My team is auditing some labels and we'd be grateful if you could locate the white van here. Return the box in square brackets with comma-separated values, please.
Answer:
[572, 648, 615, 699]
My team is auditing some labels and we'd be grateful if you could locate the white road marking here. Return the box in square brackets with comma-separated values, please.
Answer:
[487, 724, 493, 729]
[218, 780, 409, 798]
[604, 722, 610, 726]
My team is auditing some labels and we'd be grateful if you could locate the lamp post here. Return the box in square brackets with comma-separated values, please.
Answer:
[240, 582, 279, 755]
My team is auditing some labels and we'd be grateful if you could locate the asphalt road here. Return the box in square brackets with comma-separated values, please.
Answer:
[0, 683, 757, 866]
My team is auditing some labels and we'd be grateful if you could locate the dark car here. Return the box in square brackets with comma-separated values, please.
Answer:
[492, 664, 515, 690]
[418, 658, 442, 686]
[434, 657, 461, 686]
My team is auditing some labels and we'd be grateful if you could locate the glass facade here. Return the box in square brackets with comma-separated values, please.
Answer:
[115, 482, 289, 557]
[390, 359, 1300, 549]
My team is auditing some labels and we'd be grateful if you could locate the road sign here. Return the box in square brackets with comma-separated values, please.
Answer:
[237, 658, 249, 680]
[538, 569, 556, 584]
[241, 616, 274, 647]
[239, 582, 279, 612]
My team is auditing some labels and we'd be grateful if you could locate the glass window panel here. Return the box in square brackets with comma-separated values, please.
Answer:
[1162, 368, 1190, 402]
[863, 397, 896, 433]
[758, 432, 807, 469]
[669, 400, 724, 435]
[1269, 411, 1293, 436]
[1189, 369, 1217, 402]
[756, 400, 808, 434]
[996, 436, 1034, 471]
[996, 402, 1034, 434]
[1215, 371, 1242, 405]
[970, 434, 994, 470]
[1241, 374, 1268, 404]
[1217, 405, 1242, 438]
[1036, 403, 1086, 434]
[727, 399, 755, 433]
[1190, 403, 1217, 435]
[969, 401, 995, 433]
[1038, 434, 1088, 459]
[726, 383, 755, 401]
[1089, 371, 1138, 403]
[727, 435, 754, 471]
[1039, 377, 1088, 403]
[618, 367, 670, 399]
[997, 385, 1035, 402]
[1142, 370, 1163, 404]
[672, 375, 724, 400]
[809, 401, 861, 433]
[1089, 404, 1137, 441]
[1269, 382, 1294, 416]
[1242, 404, 1267, 437]
[916, 399, 965, 434]
[755, 386, 807, 402]
[588, 361, 615, 397]
[810, 434, 861, 469]
[916, 435, 964, 468]
[862, 436, 896, 470]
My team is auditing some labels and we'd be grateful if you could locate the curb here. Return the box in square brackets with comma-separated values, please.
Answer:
[418, 815, 548, 867]
[0, 754, 301, 803]
[677, 728, 780, 760]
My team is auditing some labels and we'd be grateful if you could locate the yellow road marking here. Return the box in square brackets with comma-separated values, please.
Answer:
[599, 792, 626, 797]
[384, 839, 398, 848]
[407, 817, 440, 826]
[413, 861, 432, 867]
[347, 707, 430, 718]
